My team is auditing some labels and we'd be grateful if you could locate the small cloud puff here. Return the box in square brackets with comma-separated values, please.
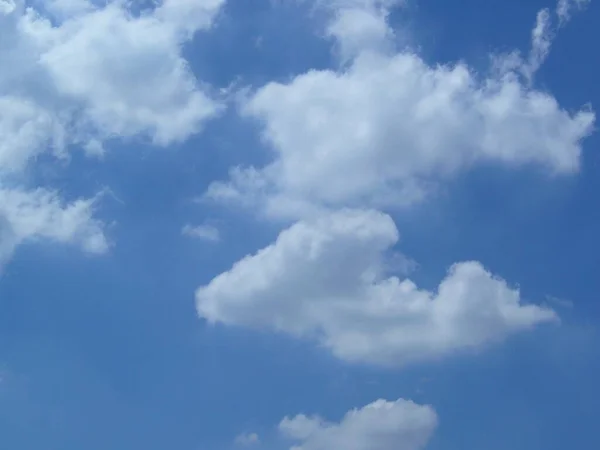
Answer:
[234, 432, 260, 446]
[182, 223, 221, 243]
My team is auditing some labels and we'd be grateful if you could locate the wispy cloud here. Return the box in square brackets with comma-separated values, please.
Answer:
[234, 432, 260, 446]
[181, 223, 221, 243]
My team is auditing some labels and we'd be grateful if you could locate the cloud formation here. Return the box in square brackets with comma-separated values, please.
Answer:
[207, 0, 594, 219]
[234, 432, 260, 446]
[182, 223, 221, 242]
[0, 186, 108, 265]
[196, 210, 558, 367]
[557, 0, 590, 25]
[279, 397, 437, 450]
[0, 0, 223, 173]
[0, 0, 226, 264]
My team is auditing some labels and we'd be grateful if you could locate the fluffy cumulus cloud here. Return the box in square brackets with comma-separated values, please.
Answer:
[206, 0, 594, 219]
[196, 210, 558, 367]
[0, 0, 225, 264]
[279, 398, 437, 450]
[0, 186, 108, 266]
[0, 0, 223, 171]
[323, 0, 403, 61]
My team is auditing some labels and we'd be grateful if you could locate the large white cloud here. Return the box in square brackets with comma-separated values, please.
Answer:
[0, 0, 225, 264]
[206, 0, 594, 219]
[0, 0, 224, 172]
[196, 209, 558, 366]
[0, 186, 108, 266]
[279, 397, 437, 450]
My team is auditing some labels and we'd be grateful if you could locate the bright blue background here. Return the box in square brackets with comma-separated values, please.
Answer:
[1, 1, 598, 449]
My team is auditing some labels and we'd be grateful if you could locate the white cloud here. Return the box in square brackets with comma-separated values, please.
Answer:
[155, 0, 226, 37]
[234, 432, 260, 446]
[279, 398, 437, 450]
[196, 209, 558, 367]
[0, 0, 224, 173]
[557, 0, 590, 26]
[0, 186, 108, 265]
[41, 0, 94, 19]
[545, 295, 574, 309]
[519, 0, 590, 82]
[206, 0, 594, 219]
[0, 0, 225, 264]
[324, 0, 403, 61]
[521, 8, 554, 82]
[0, 95, 66, 172]
[181, 223, 220, 242]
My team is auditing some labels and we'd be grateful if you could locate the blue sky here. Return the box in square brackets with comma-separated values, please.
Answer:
[0, 0, 599, 449]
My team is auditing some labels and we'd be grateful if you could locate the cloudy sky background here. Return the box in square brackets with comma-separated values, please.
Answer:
[0, 0, 599, 449]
